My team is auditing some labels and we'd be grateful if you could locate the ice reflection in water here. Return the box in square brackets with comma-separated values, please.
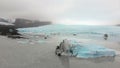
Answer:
[58, 56, 70, 68]
[58, 56, 115, 68]
[87, 56, 115, 63]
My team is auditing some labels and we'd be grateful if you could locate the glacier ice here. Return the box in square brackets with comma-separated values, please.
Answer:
[63, 39, 116, 58]
[61, 40, 116, 58]
[17, 24, 120, 36]
[17, 25, 120, 41]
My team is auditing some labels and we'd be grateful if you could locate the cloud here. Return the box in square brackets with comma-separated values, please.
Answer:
[0, 0, 74, 20]
[54, 0, 120, 25]
[0, 0, 120, 25]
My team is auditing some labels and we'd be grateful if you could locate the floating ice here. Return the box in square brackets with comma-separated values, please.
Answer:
[68, 40, 116, 58]
[17, 40, 29, 44]
[37, 40, 47, 44]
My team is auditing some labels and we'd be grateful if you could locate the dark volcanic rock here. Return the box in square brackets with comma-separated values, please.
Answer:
[0, 22, 19, 35]
[14, 18, 51, 28]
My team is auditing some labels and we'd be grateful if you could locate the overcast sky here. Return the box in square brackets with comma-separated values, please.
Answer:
[0, 0, 120, 25]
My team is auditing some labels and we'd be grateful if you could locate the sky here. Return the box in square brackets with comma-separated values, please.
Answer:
[0, 0, 120, 25]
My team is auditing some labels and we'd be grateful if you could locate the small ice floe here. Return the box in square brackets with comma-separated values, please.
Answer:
[17, 40, 29, 44]
[17, 39, 48, 45]
[115, 51, 120, 56]
[55, 39, 116, 58]
[17, 39, 35, 44]
[37, 40, 47, 44]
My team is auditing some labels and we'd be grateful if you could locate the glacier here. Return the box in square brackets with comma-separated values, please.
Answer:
[17, 24, 120, 34]
[17, 24, 120, 41]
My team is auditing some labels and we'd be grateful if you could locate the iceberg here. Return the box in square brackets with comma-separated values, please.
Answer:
[57, 39, 116, 58]
[68, 40, 116, 58]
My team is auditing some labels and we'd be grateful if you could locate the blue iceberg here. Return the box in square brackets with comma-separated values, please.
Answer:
[68, 40, 116, 58]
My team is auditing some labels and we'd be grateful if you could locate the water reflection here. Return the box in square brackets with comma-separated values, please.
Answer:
[58, 56, 70, 68]
[58, 56, 115, 68]
[57, 55, 115, 68]
[88, 56, 115, 63]
[77, 56, 115, 63]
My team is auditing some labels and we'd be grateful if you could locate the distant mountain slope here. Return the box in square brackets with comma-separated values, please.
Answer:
[14, 18, 51, 28]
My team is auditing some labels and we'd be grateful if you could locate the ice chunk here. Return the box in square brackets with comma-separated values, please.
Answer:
[37, 40, 46, 44]
[68, 40, 116, 58]
[61, 40, 116, 58]
[17, 40, 29, 44]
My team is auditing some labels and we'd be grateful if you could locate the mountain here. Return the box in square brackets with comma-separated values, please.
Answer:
[14, 18, 51, 28]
